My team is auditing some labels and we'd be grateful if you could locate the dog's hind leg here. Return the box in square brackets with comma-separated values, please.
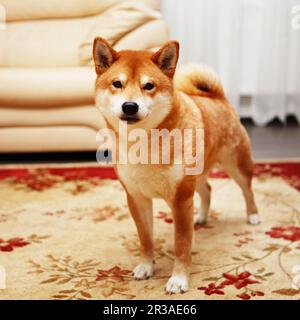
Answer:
[222, 148, 260, 225]
[194, 176, 211, 225]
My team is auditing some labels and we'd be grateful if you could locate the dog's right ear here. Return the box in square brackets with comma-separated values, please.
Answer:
[93, 37, 118, 75]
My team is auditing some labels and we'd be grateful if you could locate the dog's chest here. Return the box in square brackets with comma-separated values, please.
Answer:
[117, 164, 184, 199]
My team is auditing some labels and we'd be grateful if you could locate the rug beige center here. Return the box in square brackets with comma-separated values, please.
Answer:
[0, 162, 299, 300]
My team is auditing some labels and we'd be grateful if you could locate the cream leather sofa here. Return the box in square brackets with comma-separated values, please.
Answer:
[0, 0, 169, 152]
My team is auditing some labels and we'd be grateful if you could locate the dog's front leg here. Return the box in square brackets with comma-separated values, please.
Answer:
[126, 192, 154, 280]
[165, 181, 195, 294]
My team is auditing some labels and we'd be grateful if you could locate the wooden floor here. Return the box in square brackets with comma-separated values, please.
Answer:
[242, 117, 300, 159]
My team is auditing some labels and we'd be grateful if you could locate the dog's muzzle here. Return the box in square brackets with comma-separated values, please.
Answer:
[120, 101, 140, 124]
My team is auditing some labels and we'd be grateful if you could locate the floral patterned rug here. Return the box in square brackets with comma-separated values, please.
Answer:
[0, 161, 299, 300]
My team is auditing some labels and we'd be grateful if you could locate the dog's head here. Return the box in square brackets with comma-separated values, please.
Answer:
[93, 37, 179, 129]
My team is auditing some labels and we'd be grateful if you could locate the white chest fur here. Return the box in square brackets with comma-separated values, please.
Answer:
[117, 163, 184, 200]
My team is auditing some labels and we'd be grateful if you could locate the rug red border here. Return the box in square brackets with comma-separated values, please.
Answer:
[0, 162, 299, 191]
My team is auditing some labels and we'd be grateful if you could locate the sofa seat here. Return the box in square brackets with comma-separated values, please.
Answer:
[0, 127, 100, 152]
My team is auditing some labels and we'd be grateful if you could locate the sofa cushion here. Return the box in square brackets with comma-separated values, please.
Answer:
[0, 1, 163, 67]
[81, 19, 168, 65]
[0, 105, 102, 130]
[0, 67, 96, 107]
[2, 0, 160, 22]
[0, 126, 100, 152]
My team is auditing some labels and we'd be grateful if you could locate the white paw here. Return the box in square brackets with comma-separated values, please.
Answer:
[194, 213, 207, 225]
[133, 262, 154, 280]
[247, 213, 261, 225]
[165, 275, 189, 294]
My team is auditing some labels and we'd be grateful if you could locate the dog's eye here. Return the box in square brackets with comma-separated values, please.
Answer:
[112, 80, 122, 88]
[143, 82, 154, 91]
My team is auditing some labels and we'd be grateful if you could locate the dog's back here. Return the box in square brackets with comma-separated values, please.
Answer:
[174, 64, 253, 174]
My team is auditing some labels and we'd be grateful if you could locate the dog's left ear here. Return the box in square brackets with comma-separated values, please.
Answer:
[93, 37, 119, 75]
[152, 41, 179, 78]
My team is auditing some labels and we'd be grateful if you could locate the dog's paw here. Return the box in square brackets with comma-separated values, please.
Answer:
[247, 213, 261, 225]
[194, 213, 207, 225]
[165, 275, 189, 294]
[133, 262, 154, 280]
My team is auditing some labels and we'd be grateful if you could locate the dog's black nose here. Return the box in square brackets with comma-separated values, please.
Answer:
[122, 101, 139, 116]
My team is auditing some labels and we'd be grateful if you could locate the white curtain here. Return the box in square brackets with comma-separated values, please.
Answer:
[162, 0, 300, 125]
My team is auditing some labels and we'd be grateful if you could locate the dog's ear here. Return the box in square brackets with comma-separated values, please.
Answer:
[152, 41, 179, 78]
[93, 37, 118, 75]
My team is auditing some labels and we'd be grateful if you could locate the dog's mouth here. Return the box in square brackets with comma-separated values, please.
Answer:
[120, 116, 140, 124]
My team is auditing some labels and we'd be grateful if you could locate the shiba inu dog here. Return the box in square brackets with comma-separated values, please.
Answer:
[93, 37, 260, 294]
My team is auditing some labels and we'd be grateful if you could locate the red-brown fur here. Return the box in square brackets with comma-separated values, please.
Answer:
[93, 38, 259, 294]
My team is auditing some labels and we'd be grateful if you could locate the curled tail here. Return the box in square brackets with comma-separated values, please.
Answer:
[174, 64, 225, 98]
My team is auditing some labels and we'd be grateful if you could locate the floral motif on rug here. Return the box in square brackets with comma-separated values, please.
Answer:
[0, 162, 299, 300]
